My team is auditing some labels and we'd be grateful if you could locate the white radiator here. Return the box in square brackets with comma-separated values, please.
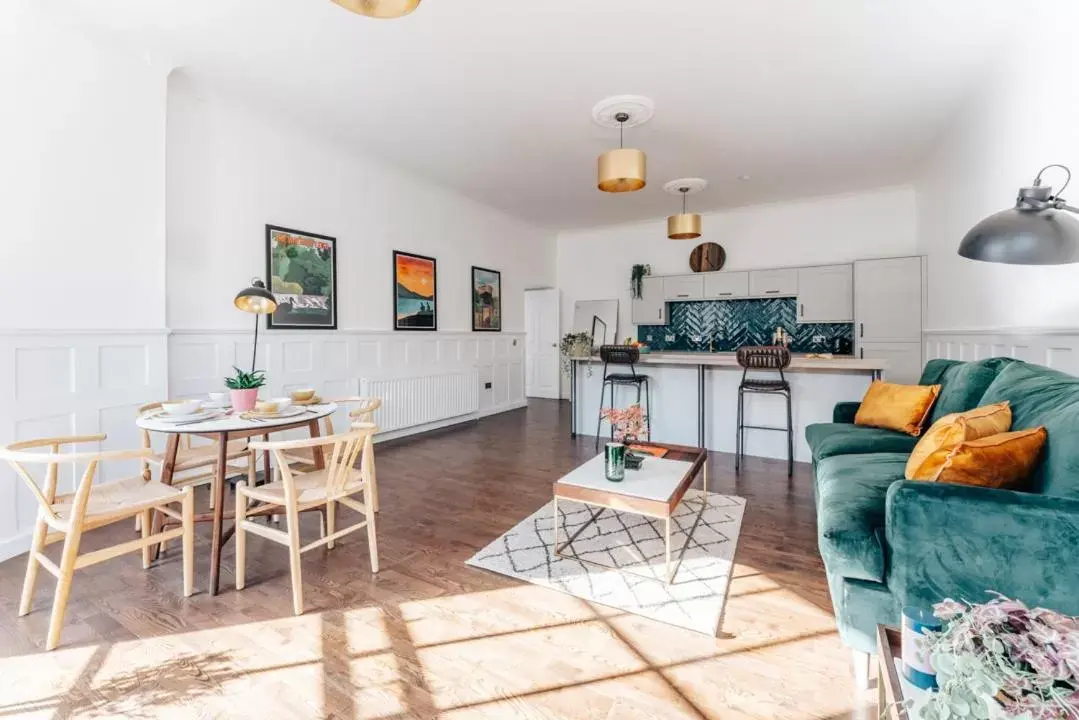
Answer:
[359, 370, 480, 432]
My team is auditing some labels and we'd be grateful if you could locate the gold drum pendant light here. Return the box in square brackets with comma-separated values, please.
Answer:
[331, 0, 421, 19]
[665, 178, 708, 240]
[593, 96, 654, 193]
[598, 113, 647, 193]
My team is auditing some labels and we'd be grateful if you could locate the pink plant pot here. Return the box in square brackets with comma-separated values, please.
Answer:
[230, 388, 259, 412]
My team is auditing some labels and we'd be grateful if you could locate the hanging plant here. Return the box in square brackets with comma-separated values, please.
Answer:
[630, 264, 651, 299]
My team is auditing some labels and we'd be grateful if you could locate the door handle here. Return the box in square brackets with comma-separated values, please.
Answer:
[657, 309, 662, 319]
[800, 303, 804, 317]
[859, 322, 864, 338]
[765, 290, 780, 294]
[676, 294, 689, 298]
[550, 343, 557, 348]
[860, 348, 864, 359]
[719, 292, 732, 296]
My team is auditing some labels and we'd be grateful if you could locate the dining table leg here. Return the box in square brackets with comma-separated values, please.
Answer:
[261, 433, 271, 486]
[308, 420, 326, 469]
[208, 431, 229, 596]
[150, 433, 181, 562]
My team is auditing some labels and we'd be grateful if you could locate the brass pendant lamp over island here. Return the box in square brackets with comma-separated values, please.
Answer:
[593, 95, 654, 193]
[665, 178, 707, 239]
[331, 0, 421, 19]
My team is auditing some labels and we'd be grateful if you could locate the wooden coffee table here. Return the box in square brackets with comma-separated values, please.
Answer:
[552, 442, 707, 584]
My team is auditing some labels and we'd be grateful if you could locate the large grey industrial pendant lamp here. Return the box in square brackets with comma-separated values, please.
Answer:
[958, 164, 1079, 264]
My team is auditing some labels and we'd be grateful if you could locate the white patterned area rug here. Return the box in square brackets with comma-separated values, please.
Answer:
[466, 489, 746, 635]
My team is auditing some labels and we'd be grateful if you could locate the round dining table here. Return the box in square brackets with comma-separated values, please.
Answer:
[136, 402, 338, 595]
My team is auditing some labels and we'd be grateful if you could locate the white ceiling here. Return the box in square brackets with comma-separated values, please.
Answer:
[63, 0, 1024, 230]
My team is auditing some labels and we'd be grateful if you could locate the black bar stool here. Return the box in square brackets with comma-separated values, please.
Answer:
[595, 345, 652, 451]
[735, 345, 793, 477]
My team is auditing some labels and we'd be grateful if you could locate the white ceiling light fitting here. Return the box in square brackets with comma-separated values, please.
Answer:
[664, 178, 707, 240]
[593, 95, 654, 193]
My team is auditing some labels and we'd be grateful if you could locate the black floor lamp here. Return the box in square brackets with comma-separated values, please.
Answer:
[234, 278, 278, 373]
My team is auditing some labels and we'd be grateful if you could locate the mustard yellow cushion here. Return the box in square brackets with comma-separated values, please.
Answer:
[934, 427, 1047, 490]
[854, 381, 941, 436]
[905, 402, 1012, 480]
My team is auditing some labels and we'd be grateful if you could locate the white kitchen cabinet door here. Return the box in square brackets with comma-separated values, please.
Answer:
[749, 268, 799, 297]
[704, 271, 750, 299]
[859, 341, 923, 384]
[631, 276, 667, 325]
[855, 257, 922, 342]
[663, 274, 705, 301]
[797, 265, 853, 323]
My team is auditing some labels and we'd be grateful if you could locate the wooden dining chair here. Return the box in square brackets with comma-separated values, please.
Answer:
[235, 423, 379, 615]
[1, 435, 195, 650]
[280, 397, 382, 511]
[137, 402, 250, 511]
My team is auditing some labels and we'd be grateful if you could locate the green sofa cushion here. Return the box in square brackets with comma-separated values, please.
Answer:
[805, 423, 918, 463]
[979, 360, 1079, 497]
[919, 357, 1013, 423]
[816, 452, 908, 583]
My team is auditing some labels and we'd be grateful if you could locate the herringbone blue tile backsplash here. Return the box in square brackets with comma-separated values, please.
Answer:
[637, 298, 854, 354]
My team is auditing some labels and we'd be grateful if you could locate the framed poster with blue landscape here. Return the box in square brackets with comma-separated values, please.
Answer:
[394, 250, 437, 330]
[265, 225, 337, 330]
[471, 266, 501, 332]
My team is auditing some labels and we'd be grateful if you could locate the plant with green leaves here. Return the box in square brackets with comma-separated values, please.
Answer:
[560, 332, 594, 376]
[224, 366, 267, 390]
[630, 264, 651, 299]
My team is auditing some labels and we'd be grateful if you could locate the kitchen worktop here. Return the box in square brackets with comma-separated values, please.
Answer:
[572, 350, 887, 372]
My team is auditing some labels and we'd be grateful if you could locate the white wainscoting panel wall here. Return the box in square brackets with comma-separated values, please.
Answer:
[169, 329, 526, 443]
[0, 330, 169, 562]
[924, 329, 1079, 376]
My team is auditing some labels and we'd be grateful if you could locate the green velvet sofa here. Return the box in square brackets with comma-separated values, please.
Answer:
[806, 357, 1079, 656]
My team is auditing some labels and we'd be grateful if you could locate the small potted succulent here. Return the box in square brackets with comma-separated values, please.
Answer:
[224, 366, 266, 412]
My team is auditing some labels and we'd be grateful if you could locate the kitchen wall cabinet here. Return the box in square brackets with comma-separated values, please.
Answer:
[663, 275, 705, 301]
[631, 276, 667, 325]
[797, 265, 853, 323]
[704, 271, 749, 299]
[854, 257, 922, 342]
[749, 268, 798, 297]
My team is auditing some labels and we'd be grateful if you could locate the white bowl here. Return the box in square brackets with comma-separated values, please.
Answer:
[161, 399, 202, 416]
[207, 391, 229, 405]
[271, 397, 293, 412]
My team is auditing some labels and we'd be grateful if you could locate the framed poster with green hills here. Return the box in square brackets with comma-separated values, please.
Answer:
[265, 225, 337, 330]
[394, 250, 437, 331]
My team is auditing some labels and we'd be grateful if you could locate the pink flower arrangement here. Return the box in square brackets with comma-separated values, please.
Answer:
[600, 404, 647, 442]
[923, 594, 1079, 720]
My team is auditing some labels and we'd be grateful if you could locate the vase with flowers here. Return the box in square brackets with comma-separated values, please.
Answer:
[917, 594, 1079, 720]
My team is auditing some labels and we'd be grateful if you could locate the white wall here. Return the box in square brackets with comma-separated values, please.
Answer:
[915, 5, 1079, 331]
[166, 72, 553, 333]
[556, 186, 918, 344]
[0, 1, 167, 331]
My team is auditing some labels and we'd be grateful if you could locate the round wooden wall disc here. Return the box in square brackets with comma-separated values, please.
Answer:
[689, 242, 725, 272]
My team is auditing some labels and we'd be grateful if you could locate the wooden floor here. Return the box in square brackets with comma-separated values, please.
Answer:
[0, 400, 873, 719]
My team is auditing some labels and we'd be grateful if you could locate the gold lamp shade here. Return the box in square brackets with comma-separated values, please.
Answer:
[598, 148, 647, 193]
[668, 213, 702, 240]
[331, 0, 421, 18]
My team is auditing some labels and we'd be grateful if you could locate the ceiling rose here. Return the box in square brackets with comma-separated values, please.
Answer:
[331, 0, 421, 19]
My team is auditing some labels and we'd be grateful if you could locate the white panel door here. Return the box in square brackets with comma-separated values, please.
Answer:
[704, 271, 750, 299]
[797, 265, 853, 323]
[631, 276, 667, 325]
[525, 288, 560, 399]
[855, 257, 922, 342]
[860, 341, 923, 384]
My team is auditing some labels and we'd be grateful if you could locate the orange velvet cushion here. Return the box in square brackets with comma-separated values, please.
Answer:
[854, 381, 941, 436]
[905, 402, 1012, 480]
[933, 427, 1048, 489]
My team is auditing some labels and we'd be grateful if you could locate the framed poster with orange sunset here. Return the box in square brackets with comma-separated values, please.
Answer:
[393, 251, 437, 330]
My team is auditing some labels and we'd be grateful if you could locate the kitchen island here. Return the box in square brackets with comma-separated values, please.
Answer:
[570, 351, 887, 464]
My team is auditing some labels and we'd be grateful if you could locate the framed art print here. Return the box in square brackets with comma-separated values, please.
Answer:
[265, 225, 337, 330]
[394, 251, 437, 330]
[471, 266, 501, 332]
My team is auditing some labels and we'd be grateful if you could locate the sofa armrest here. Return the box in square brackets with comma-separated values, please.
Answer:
[833, 401, 861, 424]
[886, 481, 1079, 614]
